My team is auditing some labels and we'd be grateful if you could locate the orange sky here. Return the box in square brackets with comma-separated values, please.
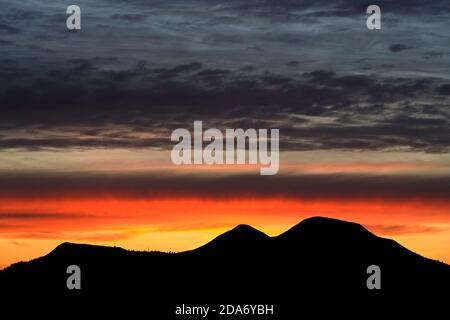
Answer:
[1, 150, 449, 268]
[1, 196, 449, 268]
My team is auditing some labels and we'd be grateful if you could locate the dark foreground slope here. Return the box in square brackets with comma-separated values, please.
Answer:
[1, 217, 449, 299]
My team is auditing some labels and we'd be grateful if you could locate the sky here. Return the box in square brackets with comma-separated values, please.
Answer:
[0, 0, 449, 268]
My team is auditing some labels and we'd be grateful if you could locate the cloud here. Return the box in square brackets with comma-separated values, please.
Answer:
[0, 212, 94, 220]
[0, 39, 14, 46]
[0, 172, 448, 203]
[0, 1, 449, 154]
[0, 63, 448, 153]
[437, 84, 450, 95]
[0, 23, 20, 34]
[9, 240, 31, 247]
[389, 44, 413, 53]
[5, 231, 135, 242]
[367, 224, 448, 235]
[110, 13, 148, 21]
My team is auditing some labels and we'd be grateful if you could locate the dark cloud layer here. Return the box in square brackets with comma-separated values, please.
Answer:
[0, 62, 448, 153]
[0, 213, 90, 220]
[189, 0, 450, 15]
[0, 0, 449, 153]
[0, 172, 448, 203]
[389, 44, 413, 53]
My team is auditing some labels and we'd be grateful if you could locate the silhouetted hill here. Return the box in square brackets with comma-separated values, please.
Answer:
[279, 216, 375, 240]
[0, 216, 449, 300]
[187, 224, 270, 256]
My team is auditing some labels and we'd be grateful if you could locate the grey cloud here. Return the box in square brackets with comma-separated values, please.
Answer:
[0, 1, 449, 153]
[0, 63, 449, 152]
[0, 23, 20, 34]
[0, 172, 448, 203]
[389, 44, 413, 53]
[0, 39, 14, 46]
[437, 84, 450, 95]
[110, 13, 148, 21]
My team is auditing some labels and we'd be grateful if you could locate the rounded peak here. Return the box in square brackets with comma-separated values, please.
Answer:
[57, 241, 77, 247]
[46, 242, 85, 258]
[278, 216, 373, 240]
[231, 224, 261, 233]
[300, 216, 355, 226]
[51, 242, 79, 251]
[47, 242, 125, 258]
[193, 224, 269, 253]
[221, 224, 269, 240]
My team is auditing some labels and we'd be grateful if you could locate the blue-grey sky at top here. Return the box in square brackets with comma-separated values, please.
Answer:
[0, 0, 449, 153]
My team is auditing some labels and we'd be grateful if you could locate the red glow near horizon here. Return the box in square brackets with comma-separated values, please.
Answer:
[0, 196, 449, 235]
[0, 196, 450, 267]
